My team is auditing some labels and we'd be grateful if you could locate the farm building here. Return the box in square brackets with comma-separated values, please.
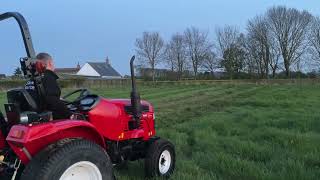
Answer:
[203, 68, 226, 79]
[55, 63, 81, 76]
[77, 58, 121, 79]
[0, 74, 6, 79]
[137, 68, 169, 79]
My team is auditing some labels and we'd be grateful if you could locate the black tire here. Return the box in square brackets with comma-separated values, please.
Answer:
[21, 139, 115, 180]
[145, 138, 175, 178]
[20, 140, 59, 180]
[114, 160, 128, 170]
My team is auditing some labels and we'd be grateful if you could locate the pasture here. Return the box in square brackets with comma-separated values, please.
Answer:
[0, 83, 320, 179]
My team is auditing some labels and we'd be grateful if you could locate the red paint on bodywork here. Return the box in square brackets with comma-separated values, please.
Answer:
[4, 97, 156, 165]
[6, 120, 105, 164]
[88, 99, 123, 140]
[89, 98, 155, 141]
[0, 131, 6, 149]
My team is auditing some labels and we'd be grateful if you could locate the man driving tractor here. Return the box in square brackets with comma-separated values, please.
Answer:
[25, 52, 71, 119]
[0, 12, 175, 180]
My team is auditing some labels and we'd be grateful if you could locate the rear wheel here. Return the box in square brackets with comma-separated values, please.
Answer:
[21, 139, 114, 180]
[59, 161, 103, 180]
[145, 138, 175, 177]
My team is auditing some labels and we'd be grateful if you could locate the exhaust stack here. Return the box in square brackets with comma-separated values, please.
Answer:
[130, 56, 142, 127]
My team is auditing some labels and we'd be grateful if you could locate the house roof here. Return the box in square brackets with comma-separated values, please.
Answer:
[87, 62, 121, 77]
[55, 63, 81, 74]
[55, 68, 80, 74]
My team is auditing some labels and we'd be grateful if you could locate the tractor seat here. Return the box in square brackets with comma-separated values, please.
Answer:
[5, 89, 52, 124]
[7, 89, 39, 112]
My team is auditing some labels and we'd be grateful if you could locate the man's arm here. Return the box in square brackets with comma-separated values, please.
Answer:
[42, 73, 71, 119]
[45, 96, 71, 119]
[42, 73, 61, 97]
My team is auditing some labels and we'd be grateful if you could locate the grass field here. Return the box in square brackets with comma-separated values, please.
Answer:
[0, 83, 320, 179]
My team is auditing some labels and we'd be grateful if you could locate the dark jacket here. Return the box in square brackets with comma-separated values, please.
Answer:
[25, 79, 40, 107]
[42, 70, 71, 119]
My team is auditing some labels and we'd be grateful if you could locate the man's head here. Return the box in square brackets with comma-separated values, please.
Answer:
[36, 52, 55, 71]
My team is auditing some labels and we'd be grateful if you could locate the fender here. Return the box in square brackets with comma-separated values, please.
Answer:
[0, 131, 6, 149]
[6, 120, 106, 164]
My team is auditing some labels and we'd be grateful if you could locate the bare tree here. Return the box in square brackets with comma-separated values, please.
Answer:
[246, 34, 263, 77]
[216, 26, 245, 78]
[135, 32, 164, 82]
[222, 44, 246, 79]
[164, 46, 175, 72]
[184, 27, 212, 79]
[247, 16, 270, 78]
[247, 15, 281, 78]
[216, 25, 239, 56]
[269, 37, 281, 78]
[266, 6, 313, 77]
[165, 33, 187, 80]
[309, 16, 320, 65]
[202, 50, 219, 75]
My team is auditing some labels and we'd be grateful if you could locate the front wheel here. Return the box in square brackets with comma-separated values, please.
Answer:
[21, 139, 115, 180]
[145, 138, 176, 178]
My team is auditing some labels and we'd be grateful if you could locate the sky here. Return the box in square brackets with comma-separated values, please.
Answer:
[0, 0, 320, 75]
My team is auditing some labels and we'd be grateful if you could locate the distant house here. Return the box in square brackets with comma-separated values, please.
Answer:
[0, 74, 6, 79]
[137, 68, 196, 80]
[137, 68, 170, 79]
[203, 68, 226, 79]
[55, 63, 81, 75]
[77, 58, 121, 79]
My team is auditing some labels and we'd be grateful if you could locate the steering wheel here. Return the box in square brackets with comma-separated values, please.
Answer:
[61, 89, 91, 105]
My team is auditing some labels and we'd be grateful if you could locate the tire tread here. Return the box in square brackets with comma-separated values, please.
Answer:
[145, 138, 175, 178]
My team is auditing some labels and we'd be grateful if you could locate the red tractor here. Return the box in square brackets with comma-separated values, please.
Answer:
[0, 12, 175, 180]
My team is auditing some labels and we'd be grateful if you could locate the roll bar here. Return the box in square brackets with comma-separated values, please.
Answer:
[0, 12, 36, 58]
[0, 12, 43, 104]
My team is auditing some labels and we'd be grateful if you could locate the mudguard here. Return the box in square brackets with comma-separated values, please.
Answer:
[0, 131, 5, 149]
[6, 120, 105, 164]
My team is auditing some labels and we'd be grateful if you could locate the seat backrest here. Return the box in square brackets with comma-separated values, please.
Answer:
[34, 76, 46, 110]
[7, 89, 39, 112]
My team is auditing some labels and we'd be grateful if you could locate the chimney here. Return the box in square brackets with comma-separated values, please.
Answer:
[77, 62, 80, 69]
[106, 57, 110, 65]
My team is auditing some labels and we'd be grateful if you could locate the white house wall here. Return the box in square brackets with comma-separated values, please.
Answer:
[76, 63, 100, 77]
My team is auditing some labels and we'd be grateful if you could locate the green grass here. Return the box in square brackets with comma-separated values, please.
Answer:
[1, 83, 320, 179]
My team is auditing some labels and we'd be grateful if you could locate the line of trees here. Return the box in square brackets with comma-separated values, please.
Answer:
[135, 6, 320, 81]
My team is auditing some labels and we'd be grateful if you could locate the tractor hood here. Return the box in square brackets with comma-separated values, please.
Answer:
[108, 99, 154, 112]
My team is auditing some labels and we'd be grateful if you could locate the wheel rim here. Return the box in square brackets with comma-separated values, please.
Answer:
[159, 150, 172, 175]
[59, 161, 102, 180]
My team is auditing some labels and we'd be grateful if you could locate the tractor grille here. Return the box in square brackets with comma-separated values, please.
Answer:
[124, 105, 149, 114]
